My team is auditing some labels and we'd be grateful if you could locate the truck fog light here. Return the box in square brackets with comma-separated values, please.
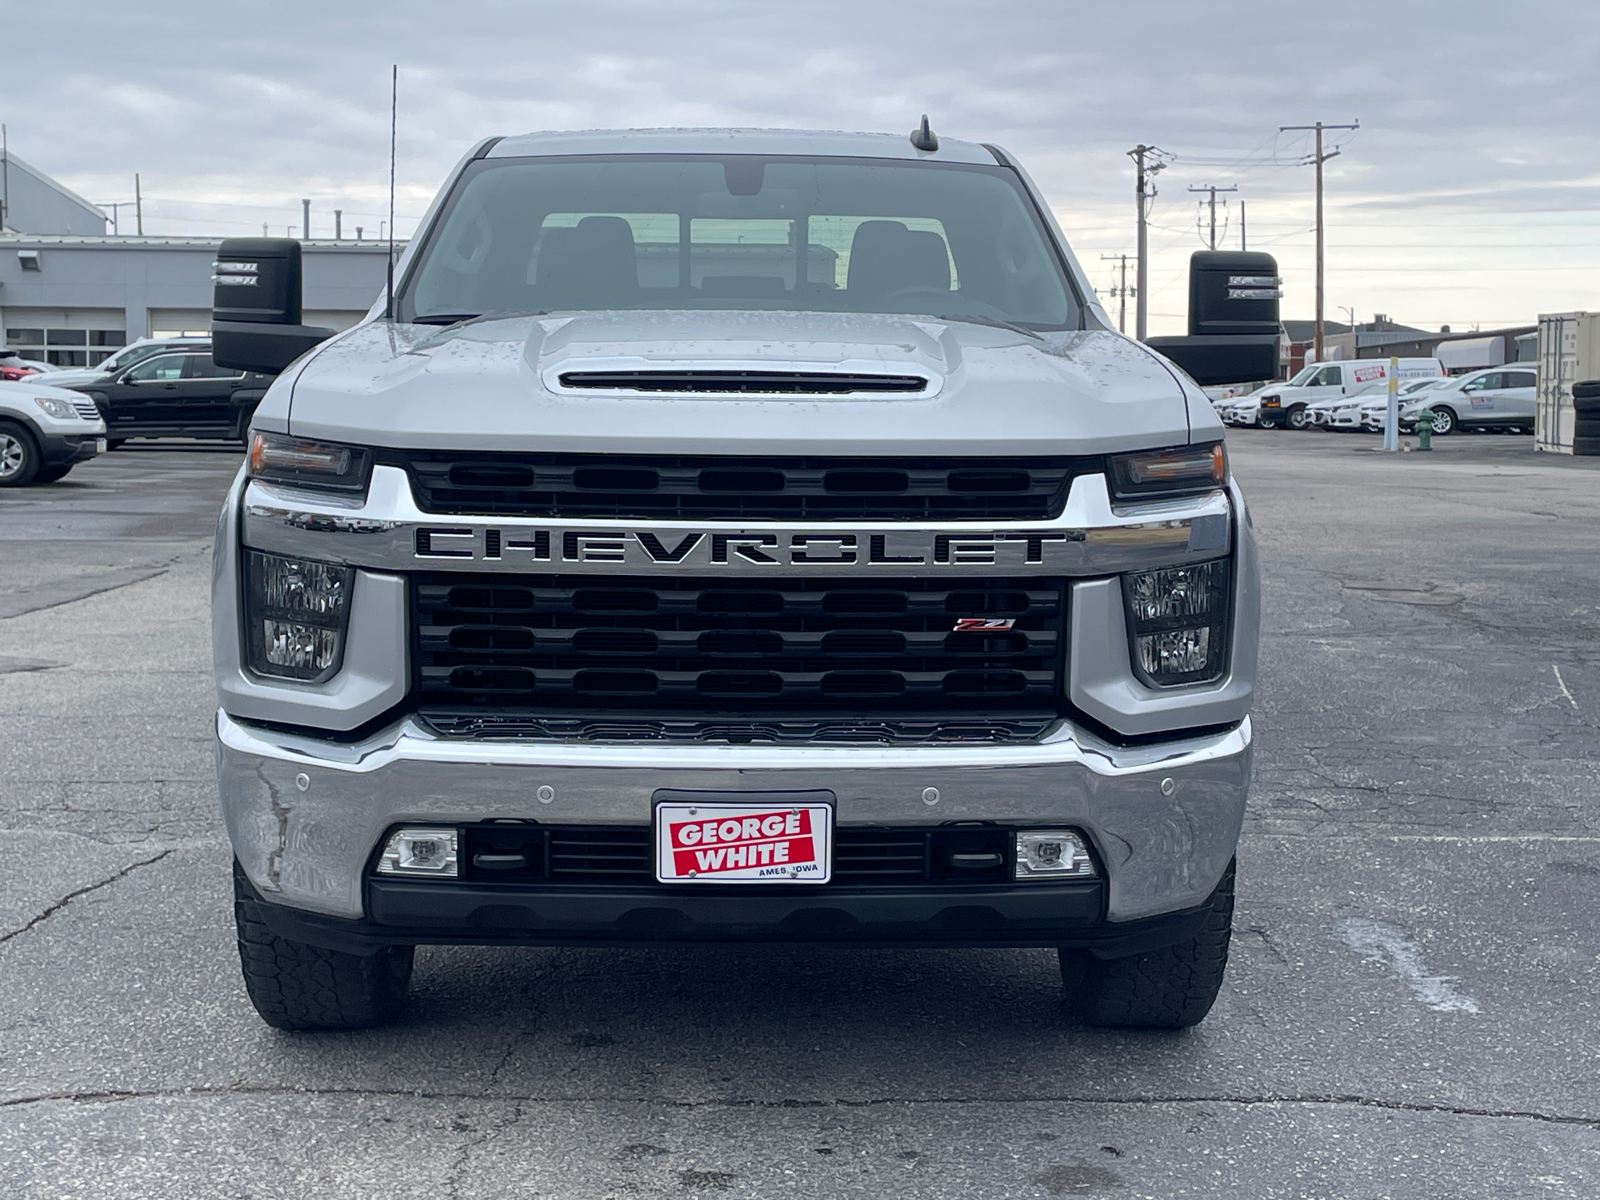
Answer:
[377, 828, 459, 877]
[1014, 830, 1096, 879]
[245, 551, 354, 683]
[1122, 559, 1230, 687]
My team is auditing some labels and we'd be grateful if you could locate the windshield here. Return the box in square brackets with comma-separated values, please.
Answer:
[1287, 365, 1320, 385]
[403, 155, 1078, 328]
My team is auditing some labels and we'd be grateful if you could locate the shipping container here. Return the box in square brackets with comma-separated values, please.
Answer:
[1536, 312, 1600, 454]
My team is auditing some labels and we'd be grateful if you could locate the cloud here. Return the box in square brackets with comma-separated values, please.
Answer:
[4, 0, 1598, 329]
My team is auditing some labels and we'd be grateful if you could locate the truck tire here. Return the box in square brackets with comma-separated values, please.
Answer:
[1061, 860, 1234, 1029]
[0, 421, 40, 487]
[233, 861, 413, 1030]
[1572, 436, 1600, 456]
[1429, 406, 1457, 435]
[1285, 405, 1309, 430]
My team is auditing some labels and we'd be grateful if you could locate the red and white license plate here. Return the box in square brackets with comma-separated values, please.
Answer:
[655, 802, 832, 884]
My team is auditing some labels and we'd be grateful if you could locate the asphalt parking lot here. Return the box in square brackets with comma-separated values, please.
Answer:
[2, 433, 1598, 1199]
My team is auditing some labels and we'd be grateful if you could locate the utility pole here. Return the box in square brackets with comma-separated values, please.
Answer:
[134, 173, 143, 235]
[1280, 120, 1359, 365]
[2, 124, 8, 232]
[356, 226, 364, 241]
[1240, 200, 1247, 251]
[1187, 184, 1238, 251]
[1127, 145, 1167, 341]
[335, 209, 343, 240]
[302, 198, 310, 240]
[1100, 254, 1133, 333]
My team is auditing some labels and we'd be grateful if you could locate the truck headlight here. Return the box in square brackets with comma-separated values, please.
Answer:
[1122, 559, 1230, 687]
[249, 431, 372, 493]
[1107, 442, 1226, 502]
[244, 550, 354, 683]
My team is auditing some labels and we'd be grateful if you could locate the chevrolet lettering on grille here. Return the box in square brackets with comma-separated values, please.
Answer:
[413, 527, 1087, 570]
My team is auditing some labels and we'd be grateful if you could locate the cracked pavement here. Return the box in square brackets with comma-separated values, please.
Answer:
[1, 436, 1598, 1198]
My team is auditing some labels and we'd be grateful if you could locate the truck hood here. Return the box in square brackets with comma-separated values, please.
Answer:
[284, 311, 1192, 456]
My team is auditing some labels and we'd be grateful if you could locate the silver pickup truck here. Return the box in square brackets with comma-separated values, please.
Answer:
[209, 125, 1276, 1031]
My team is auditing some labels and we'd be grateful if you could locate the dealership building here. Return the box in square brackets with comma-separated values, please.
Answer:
[0, 151, 396, 367]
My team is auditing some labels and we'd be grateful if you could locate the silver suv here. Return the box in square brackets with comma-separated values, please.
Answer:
[208, 126, 1269, 1032]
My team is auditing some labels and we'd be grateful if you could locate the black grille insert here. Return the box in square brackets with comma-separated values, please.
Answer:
[386, 452, 1079, 521]
[449, 824, 1022, 886]
[414, 574, 1067, 715]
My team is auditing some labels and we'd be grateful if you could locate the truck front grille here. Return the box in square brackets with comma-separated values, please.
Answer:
[388, 452, 1077, 521]
[413, 573, 1067, 718]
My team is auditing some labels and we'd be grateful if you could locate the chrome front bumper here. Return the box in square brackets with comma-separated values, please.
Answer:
[217, 709, 1250, 926]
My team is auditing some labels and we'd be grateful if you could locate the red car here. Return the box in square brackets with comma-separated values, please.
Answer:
[0, 350, 47, 382]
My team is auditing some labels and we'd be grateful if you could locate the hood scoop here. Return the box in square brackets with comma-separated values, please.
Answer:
[556, 368, 931, 396]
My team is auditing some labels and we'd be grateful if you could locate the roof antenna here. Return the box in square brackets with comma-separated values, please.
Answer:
[385, 64, 397, 320]
[909, 114, 938, 153]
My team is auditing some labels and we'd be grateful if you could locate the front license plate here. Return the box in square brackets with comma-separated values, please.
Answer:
[95, 438, 108, 453]
[655, 802, 832, 884]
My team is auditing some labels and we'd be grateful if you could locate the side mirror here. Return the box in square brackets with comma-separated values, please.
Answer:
[211, 238, 335, 374]
[1147, 251, 1282, 385]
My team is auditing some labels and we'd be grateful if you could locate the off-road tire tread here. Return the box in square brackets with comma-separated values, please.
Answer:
[1062, 861, 1234, 1030]
[233, 861, 412, 1030]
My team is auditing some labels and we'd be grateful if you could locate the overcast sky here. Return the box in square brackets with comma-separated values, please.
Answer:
[5, 0, 1597, 334]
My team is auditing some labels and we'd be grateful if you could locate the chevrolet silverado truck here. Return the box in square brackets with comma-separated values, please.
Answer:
[209, 125, 1277, 1031]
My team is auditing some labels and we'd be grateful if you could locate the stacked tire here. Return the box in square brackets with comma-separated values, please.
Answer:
[1575, 380, 1600, 456]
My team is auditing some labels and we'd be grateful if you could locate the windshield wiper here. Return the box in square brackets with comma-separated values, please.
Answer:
[936, 313, 1042, 340]
[410, 310, 549, 329]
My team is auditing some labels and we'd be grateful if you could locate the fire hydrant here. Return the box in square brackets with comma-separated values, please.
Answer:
[1415, 409, 1434, 451]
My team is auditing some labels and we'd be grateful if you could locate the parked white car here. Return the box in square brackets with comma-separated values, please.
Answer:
[1357, 379, 1454, 432]
[0, 378, 107, 486]
[1257, 358, 1445, 430]
[1398, 366, 1537, 434]
[1224, 393, 1264, 427]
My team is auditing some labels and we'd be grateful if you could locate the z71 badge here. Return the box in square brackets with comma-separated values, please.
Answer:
[953, 618, 1016, 632]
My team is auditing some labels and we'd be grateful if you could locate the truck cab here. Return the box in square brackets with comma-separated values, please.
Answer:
[209, 126, 1273, 1032]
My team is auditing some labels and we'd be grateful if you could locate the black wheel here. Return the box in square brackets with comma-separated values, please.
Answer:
[1429, 406, 1457, 436]
[1061, 861, 1234, 1030]
[33, 464, 74, 484]
[0, 421, 40, 487]
[1572, 436, 1600, 456]
[233, 861, 413, 1030]
[235, 404, 259, 445]
[1285, 405, 1310, 431]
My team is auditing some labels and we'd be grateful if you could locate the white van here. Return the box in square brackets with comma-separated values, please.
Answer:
[1256, 358, 1445, 430]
